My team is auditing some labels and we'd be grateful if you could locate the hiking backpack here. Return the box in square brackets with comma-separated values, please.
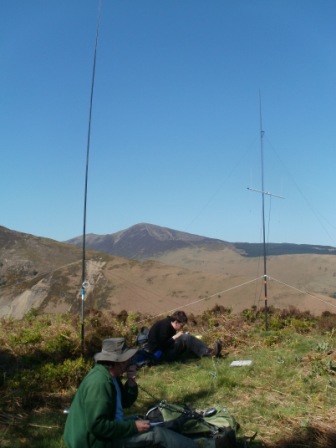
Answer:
[134, 326, 163, 367]
[136, 326, 150, 348]
[145, 401, 239, 441]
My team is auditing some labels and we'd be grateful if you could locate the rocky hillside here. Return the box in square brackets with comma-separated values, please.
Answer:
[0, 226, 104, 319]
[1, 225, 336, 319]
[0, 225, 82, 286]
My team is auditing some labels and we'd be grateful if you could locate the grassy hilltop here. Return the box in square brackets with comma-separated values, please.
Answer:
[0, 306, 336, 448]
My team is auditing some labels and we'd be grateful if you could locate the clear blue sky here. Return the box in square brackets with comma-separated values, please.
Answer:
[1, 0, 335, 246]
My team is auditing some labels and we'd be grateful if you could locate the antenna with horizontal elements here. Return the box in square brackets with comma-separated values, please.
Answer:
[247, 93, 285, 330]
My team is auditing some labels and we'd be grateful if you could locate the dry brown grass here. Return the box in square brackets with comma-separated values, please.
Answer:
[2, 230, 336, 321]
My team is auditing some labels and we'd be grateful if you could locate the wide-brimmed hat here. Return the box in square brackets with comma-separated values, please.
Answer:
[94, 338, 138, 363]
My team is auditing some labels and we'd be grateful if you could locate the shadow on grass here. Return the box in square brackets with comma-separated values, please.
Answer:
[1, 416, 335, 448]
[243, 425, 336, 448]
[0, 410, 66, 448]
[268, 424, 336, 448]
[235, 424, 336, 448]
[0, 348, 17, 385]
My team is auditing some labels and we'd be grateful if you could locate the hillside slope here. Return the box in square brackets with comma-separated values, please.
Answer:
[1, 225, 336, 319]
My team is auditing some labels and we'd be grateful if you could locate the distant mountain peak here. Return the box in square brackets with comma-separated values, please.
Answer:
[65, 223, 336, 260]
[66, 223, 228, 259]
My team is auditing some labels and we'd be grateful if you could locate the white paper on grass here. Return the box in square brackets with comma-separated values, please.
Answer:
[230, 360, 253, 367]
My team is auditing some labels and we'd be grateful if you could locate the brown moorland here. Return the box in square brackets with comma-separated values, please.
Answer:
[1, 225, 336, 320]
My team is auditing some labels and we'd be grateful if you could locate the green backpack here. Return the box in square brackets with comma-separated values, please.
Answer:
[145, 401, 239, 439]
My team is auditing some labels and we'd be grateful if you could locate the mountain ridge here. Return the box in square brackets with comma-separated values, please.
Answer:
[65, 222, 336, 259]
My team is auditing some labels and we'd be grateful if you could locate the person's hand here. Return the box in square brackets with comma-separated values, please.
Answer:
[173, 331, 183, 340]
[135, 419, 151, 433]
[126, 364, 137, 386]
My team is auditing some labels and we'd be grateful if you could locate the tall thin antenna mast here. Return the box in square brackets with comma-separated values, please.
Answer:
[259, 93, 268, 330]
[247, 93, 284, 331]
[81, 0, 102, 354]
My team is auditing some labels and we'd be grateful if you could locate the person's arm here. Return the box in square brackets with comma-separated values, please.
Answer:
[172, 331, 184, 340]
[85, 380, 138, 440]
[120, 367, 138, 408]
[156, 319, 176, 350]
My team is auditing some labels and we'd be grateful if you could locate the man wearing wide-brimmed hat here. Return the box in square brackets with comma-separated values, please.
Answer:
[63, 337, 234, 448]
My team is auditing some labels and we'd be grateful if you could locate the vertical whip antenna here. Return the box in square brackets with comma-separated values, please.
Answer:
[259, 92, 268, 331]
[247, 93, 285, 331]
[81, 0, 102, 355]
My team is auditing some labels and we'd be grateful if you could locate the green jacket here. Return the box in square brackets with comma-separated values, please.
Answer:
[63, 364, 139, 448]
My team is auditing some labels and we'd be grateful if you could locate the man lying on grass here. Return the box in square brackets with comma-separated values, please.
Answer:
[63, 337, 234, 448]
[147, 310, 222, 362]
